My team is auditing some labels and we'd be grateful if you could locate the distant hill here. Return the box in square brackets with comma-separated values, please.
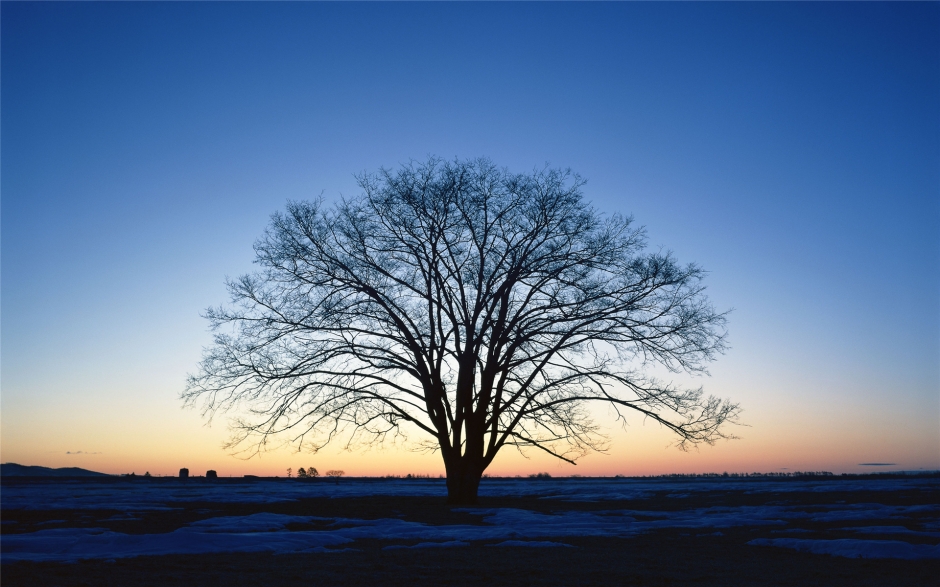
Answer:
[1, 463, 112, 477]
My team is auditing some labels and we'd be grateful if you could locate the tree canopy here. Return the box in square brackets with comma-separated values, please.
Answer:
[184, 158, 738, 503]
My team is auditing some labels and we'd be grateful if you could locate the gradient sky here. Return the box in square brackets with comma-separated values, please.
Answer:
[2, 2, 938, 477]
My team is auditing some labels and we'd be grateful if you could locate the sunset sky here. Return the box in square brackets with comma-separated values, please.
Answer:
[2, 2, 937, 478]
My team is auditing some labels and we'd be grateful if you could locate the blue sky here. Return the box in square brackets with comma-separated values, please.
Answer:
[2, 2, 937, 476]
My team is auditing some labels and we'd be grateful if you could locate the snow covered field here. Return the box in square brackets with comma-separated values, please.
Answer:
[3, 475, 936, 509]
[2, 476, 938, 563]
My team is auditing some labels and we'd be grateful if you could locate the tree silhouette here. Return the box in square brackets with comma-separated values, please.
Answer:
[184, 158, 738, 504]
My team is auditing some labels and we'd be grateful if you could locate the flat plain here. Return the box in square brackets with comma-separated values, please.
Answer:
[2, 475, 938, 586]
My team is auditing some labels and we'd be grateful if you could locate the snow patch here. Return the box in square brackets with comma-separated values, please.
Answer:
[748, 538, 940, 560]
[382, 541, 469, 550]
[488, 540, 573, 547]
[841, 526, 940, 538]
[1, 527, 354, 562]
[187, 513, 318, 533]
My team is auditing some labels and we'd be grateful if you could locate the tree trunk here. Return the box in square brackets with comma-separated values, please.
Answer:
[444, 457, 484, 505]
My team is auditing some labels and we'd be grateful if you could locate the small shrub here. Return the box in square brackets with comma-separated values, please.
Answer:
[325, 470, 344, 478]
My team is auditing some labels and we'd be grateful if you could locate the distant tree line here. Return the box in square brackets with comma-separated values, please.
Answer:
[641, 471, 835, 478]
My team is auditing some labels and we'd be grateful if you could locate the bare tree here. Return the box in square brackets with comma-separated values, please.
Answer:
[184, 158, 738, 504]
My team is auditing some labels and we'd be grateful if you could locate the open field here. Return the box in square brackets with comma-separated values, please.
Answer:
[2, 475, 938, 586]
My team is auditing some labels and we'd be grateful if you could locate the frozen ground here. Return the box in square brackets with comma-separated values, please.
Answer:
[2, 476, 938, 563]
